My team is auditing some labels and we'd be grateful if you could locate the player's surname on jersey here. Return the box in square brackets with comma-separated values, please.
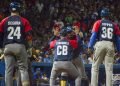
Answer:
[102, 23, 113, 27]
[56, 42, 69, 45]
[8, 21, 21, 25]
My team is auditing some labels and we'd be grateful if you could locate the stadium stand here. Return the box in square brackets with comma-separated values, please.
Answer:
[0, 0, 120, 86]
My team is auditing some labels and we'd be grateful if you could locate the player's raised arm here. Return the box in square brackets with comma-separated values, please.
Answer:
[49, 40, 57, 49]
[41, 24, 60, 52]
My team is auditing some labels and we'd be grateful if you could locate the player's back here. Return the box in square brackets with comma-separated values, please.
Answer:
[1, 15, 26, 46]
[98, 19, 115, 42]
[54, 39, 73, 61]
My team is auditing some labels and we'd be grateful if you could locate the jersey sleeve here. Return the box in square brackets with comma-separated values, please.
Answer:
[50, 40, 57, 49]
[0, 17, 8, 32]
[69, 39, 78, 49]
[114, 24, 120, 36]
[0, 23, 2, 32]
[21, 17, 32, 33]
[88, 20, 101, 49]
[25, 20, 32, 32]
[21, 17, 32, 41]
[0, 18, 8, 48]
[88, 32, 97, 49]
[92, 20, 101, 33]
[114, 24, 120, 52]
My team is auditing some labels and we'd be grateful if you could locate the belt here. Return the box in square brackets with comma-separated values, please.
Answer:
[99, 39, 113, 42]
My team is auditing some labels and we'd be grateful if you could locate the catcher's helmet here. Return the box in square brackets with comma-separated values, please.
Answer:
[101, 8, 109, 17]
[10, 2, 21, 12]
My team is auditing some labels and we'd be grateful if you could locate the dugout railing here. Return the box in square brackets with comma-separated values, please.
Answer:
[0, 62, 120, 86]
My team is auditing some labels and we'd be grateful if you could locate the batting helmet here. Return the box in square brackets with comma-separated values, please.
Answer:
[10, 2, 21, 12]
[66, 26, 73, 33]
[60, 28, 68, 37]
[100, 8, 110, 17]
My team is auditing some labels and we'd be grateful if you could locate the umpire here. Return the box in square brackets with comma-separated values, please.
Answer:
[0, 2, 32, 86]
[49, 28, 81, 86]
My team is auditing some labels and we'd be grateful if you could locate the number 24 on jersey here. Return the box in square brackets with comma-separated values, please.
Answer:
[7, 26, 21, 39]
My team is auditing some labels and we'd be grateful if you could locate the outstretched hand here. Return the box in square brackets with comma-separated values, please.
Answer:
[53, 28, 60, 36]
[115, 52, 120, 57]
[87, 48, 93, 55]
[27, 48, 32, 57]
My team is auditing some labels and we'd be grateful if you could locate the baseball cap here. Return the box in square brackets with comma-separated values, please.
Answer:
[73, 22, 80, 28]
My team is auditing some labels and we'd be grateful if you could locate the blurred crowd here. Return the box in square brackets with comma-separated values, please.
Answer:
[0, 0, 120, 85]
[0, 0, 120, 64]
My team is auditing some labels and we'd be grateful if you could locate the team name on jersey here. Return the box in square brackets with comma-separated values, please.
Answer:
[8, 21, 21, 25]
[56, 42, 69, 45]
[102, 23, 113, 27]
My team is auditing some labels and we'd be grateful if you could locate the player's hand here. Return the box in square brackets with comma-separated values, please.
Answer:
[0, 48, 3, 55]
[87, 48, 93, 55]
[53, 29, 60, 36]
[115, 52, 120, 57]
[79, 31, 83, 38]
[0, 49, 4, 60]
[27, 48, 32, 57]
[73, 26, 80, 34]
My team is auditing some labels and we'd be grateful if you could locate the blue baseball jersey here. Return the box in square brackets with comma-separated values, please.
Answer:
[50, 38, 78, 61]
[88, 19, 120, 52]
[0, 15, 32, 46]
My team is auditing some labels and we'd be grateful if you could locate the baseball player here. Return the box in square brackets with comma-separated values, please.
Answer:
[0, 2, 32, 86]
[42, 25, 87, 85]
[44, 25, 87, 78]
[49, 28, 81, 86]
[61, 26, 88, 85]
[88, 8, 120, 86]
[71, 23, 88, 80]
